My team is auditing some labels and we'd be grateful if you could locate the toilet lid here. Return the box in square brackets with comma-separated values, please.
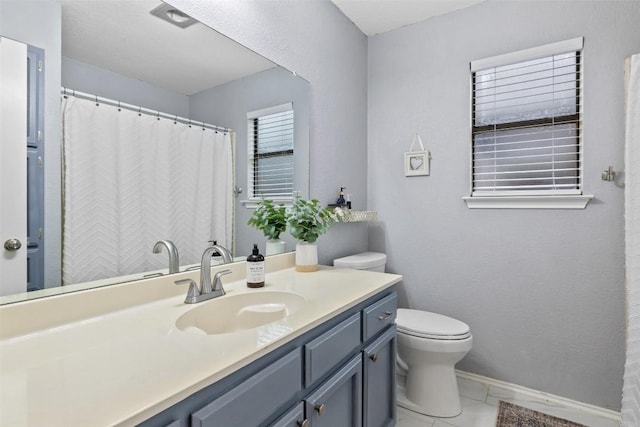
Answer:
[396, 308, 471, 340]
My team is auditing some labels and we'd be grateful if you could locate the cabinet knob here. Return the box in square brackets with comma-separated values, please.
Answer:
[369, 353, 378, 363]
[378, 311, 393, 321]
[297, 419, 309, 427]
[315, 403, 327, 416]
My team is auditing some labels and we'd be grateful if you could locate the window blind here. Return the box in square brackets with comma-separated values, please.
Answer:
[248, 105, 294, 198]
[471, 40, 583, 196]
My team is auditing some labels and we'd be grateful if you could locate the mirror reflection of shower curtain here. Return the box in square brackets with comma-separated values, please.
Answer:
[61, 95, 233, 284]
[623, 53, 640, 427]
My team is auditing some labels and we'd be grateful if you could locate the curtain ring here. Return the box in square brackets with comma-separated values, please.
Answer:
[117, 101, 121, 112]
[138, 106, 142, 116]
[188, 119, 192, 128]
[174, 115, 177, 124]
[157, 111, 160, 121]
[95, 95, 99, 106]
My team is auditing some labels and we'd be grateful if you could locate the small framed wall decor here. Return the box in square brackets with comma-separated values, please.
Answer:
[404, 133, 430, 177]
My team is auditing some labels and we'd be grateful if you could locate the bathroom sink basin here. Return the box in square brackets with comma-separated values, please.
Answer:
[175, 291, 306, 335]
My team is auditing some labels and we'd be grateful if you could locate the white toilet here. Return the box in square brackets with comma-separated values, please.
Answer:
[396, 308, 472, 417]
[333, 252, 473, 418]
[333, 251, 387, 272]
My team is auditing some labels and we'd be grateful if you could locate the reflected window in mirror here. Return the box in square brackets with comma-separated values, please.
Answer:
[247, 103, 294, 202]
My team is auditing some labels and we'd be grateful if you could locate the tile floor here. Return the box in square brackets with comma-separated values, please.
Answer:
[395, 375, 621, 427]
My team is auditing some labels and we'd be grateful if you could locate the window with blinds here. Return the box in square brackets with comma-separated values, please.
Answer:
[471, 38, 583, 196]
[247, 103, 294, 199]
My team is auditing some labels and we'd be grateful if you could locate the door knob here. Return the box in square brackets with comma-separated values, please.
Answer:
[369, 353, 378, 363]
[4, 239, 22, 251]
[297, 419, 309, 427]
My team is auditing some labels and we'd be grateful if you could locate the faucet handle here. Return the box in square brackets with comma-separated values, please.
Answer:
[212, 269, 232, 295]
[175, 278, 200, 304]
[175, 278, 196, 287]
[214, 269, 232, 278]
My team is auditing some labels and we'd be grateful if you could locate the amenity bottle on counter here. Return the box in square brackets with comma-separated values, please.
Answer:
[246, 244, 265, 288]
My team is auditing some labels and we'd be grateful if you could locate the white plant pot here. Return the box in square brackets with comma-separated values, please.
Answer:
[265, 239, 286, 256]
[295, 242, 318, 272]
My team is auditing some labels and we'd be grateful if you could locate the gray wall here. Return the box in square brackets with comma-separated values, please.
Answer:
[368, 0, 640, 410]
[189, 66, 310, 256]
[169, 0, 370, 265]
[62, 57, 190, 117]
[1, 0, 62, 288]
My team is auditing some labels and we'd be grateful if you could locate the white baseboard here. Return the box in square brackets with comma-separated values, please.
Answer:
[456, 370, 621, 426]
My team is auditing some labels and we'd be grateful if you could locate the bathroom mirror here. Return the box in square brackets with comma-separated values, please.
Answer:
[0, 0, 309, 303]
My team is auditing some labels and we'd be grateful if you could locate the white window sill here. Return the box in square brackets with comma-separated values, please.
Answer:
[241, 198, 293, 209]
[462, 195, 594, 209]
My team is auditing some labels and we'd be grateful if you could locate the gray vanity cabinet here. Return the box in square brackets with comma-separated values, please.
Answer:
[363, 326, 397, 427]
[191, 349, 302, 427]
[272, 355, 362, 427]
[139, 288, 397, 427]
[270, 403, 305, 427]
[304, 353, 363, 427]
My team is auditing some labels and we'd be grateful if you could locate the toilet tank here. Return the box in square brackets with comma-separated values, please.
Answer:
[333, 252, 387, 272]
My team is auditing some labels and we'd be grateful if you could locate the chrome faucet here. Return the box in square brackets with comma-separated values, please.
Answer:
[152, 240, 179, 274]
[175, 244, 233, 303]
[175, 269, 232, 304]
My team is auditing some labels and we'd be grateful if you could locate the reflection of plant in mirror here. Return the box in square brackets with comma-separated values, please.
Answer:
[247, 198, 288, 240]
[286, 194, 343, 243]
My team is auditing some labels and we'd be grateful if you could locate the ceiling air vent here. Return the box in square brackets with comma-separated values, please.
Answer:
[149, 3, 198, 29]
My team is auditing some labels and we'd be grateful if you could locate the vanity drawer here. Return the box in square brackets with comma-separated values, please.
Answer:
[362, 292, 397, 341]
[304, 313, 361, 386]
[191, 349, 301, 427]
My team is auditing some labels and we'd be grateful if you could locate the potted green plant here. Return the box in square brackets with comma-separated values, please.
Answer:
[247, 198, 288, 255]
[286, 193, 343, 272]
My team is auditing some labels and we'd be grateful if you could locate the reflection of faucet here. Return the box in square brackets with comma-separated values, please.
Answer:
[152, 240, 179, 274]
[208, 240, 232, 264]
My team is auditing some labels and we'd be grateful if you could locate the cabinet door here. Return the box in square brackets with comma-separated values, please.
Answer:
[305, 354, 362, 427]
[191, 349, 301, 427]
[363, 325, 396, 427]
[271, 402, 307, 427]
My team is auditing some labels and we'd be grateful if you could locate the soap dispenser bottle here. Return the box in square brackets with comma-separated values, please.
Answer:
[246, 244, 265, 288]
[336, 187, 346, 206]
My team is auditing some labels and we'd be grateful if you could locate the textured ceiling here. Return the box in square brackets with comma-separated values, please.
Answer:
[331, 0, 486, 36]
[61, 0, 275, 95]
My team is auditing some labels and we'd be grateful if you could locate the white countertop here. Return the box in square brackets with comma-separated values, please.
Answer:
[0, 259, 401, 427]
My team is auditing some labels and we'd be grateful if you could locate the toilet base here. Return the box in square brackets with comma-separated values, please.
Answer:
[396, 370, 462, 418]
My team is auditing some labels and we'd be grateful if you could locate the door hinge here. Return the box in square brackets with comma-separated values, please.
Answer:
[38, 228, 44, 240]
[38, 156, 43, 168]
[38, 60, 43, 72]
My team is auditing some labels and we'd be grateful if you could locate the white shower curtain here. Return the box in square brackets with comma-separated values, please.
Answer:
[61, 96, 233, 284]
[622, 53, 640, 426]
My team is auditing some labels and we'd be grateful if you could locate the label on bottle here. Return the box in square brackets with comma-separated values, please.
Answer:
[246, 261, 265, 287]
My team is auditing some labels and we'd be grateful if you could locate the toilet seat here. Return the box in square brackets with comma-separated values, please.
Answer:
[397, 308, 471, 340]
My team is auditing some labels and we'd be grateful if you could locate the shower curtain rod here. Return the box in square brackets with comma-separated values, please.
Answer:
[61, 87, 232, 134]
